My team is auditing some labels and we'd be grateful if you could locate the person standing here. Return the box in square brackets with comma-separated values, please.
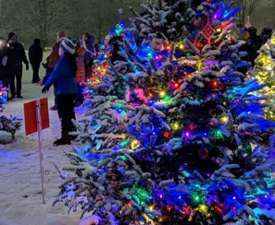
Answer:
[43, 32, 66, 75]
[42, 31, 66, 110]
[7, 32, 29, 99]
[260, 27, 273, 46]
[74, 41, 86, 107]
[0, 38, 10, 88]
[82, 33, 96, 79]
[42, 38, 77, 146]
[240, 27, 261, 66]
[29, 38, 43, 83]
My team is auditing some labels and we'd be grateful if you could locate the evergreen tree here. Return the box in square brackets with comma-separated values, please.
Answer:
[0, 81, 21, 142]
[250, 33, 275, 121]
[55, 1, 275, 224]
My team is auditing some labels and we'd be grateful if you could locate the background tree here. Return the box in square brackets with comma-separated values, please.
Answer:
[237, 0, 258, 26]
[0, 0, 274, 46]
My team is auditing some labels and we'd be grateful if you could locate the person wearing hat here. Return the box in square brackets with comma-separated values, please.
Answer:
[42, 38, 78, 145]
[42, 31, 67, 110]
[7, 32, 29, 99]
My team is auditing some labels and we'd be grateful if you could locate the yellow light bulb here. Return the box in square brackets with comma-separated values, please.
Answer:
[159, 90, 167, 98]
[220, 115, 229, 124]
[196, 60, 204, 70]
[130, 139, 140, 150]
[171, 122, 180, 131]
[198, 204, 209, 215]
[158, 217, 164, 222]
[271, 36, 275, 45]
[179, 43, 185, 50]
[148, 205, 155, 211]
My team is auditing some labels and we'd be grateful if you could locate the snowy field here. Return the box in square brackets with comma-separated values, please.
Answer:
[0, 66, 81, 225]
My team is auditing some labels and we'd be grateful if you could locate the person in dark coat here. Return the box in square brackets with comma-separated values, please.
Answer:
[260, 27, 273, 46]
[109, 36, 125, 64]
[29, 38, 43, 83]
[42, 38, 77, 146]
[8, 32, 29, 99]
[0, 38, 10, 88]
[82, 33, 96, 79]
[7, 32, 29, 99]
[240, 27, 261, 66]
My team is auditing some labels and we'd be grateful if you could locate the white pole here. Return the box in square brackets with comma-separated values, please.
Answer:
[36, 100, 46, 204]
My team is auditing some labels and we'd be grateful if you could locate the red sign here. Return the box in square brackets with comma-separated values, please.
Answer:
[24, 98, 50, 135]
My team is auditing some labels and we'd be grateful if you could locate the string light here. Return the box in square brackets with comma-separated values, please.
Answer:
[216, 28, 222, 33]
[130, 139, 140, 150]
[159, 90, 167, 98]
[163, 131, 172, 139]
[210, 79, 222, 91]
[197, 204, 209, 216]
[184, 131, 191, 139]
[66, 4, 275, 224]
[212, 129, 224, 140]
[220, 115, 229, 124]
[179, 44, 185, 50]
[120, 138, 129, 147]
[171, 122, 181, 131]
[148, 205, 155, 211]
[196, 60, 204, 71]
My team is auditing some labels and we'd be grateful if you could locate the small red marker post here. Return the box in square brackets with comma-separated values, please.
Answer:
[24, 98, 50, 204]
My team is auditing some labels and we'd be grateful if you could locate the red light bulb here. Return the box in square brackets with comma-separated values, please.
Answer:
[174, 83, 179, 88]
[163, 131, 172, 139]
[210, 79, 221, 90]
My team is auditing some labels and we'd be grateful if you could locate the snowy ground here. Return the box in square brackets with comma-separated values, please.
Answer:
[0, 67, 81, 225]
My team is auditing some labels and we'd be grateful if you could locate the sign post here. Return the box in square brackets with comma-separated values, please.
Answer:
[24, 98, 49, 204]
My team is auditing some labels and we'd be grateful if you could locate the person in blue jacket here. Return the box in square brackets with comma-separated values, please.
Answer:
[42, 38, 77, 146]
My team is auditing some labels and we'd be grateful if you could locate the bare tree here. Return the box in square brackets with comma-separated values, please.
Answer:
[237, 0, 259, 26]
[0, 0, 159, 45]
[37, 0, 48, 45]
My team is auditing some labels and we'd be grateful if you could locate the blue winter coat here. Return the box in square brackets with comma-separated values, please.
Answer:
[43, 56, 77, 96]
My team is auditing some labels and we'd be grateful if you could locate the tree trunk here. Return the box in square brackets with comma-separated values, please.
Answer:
[38, 0, 48, 45]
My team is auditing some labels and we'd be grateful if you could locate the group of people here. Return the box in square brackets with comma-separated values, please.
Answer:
[0, 31, 97, 146]
[0, 32, 30, 99]
[41, 32, 97, 146]
[0, 32, 44, 99]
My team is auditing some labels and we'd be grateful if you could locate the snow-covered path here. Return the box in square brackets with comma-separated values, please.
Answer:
[0, 68, 80, 225]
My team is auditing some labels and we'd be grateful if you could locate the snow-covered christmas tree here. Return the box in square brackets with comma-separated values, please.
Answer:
[0, 80, 21, 142]
[250, 33, 275, 121]
[55, 1, 275, 224]
[0, 80, 8, 112]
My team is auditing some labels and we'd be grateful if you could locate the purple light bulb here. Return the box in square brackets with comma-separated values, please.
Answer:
[185, 131, 191, 138]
